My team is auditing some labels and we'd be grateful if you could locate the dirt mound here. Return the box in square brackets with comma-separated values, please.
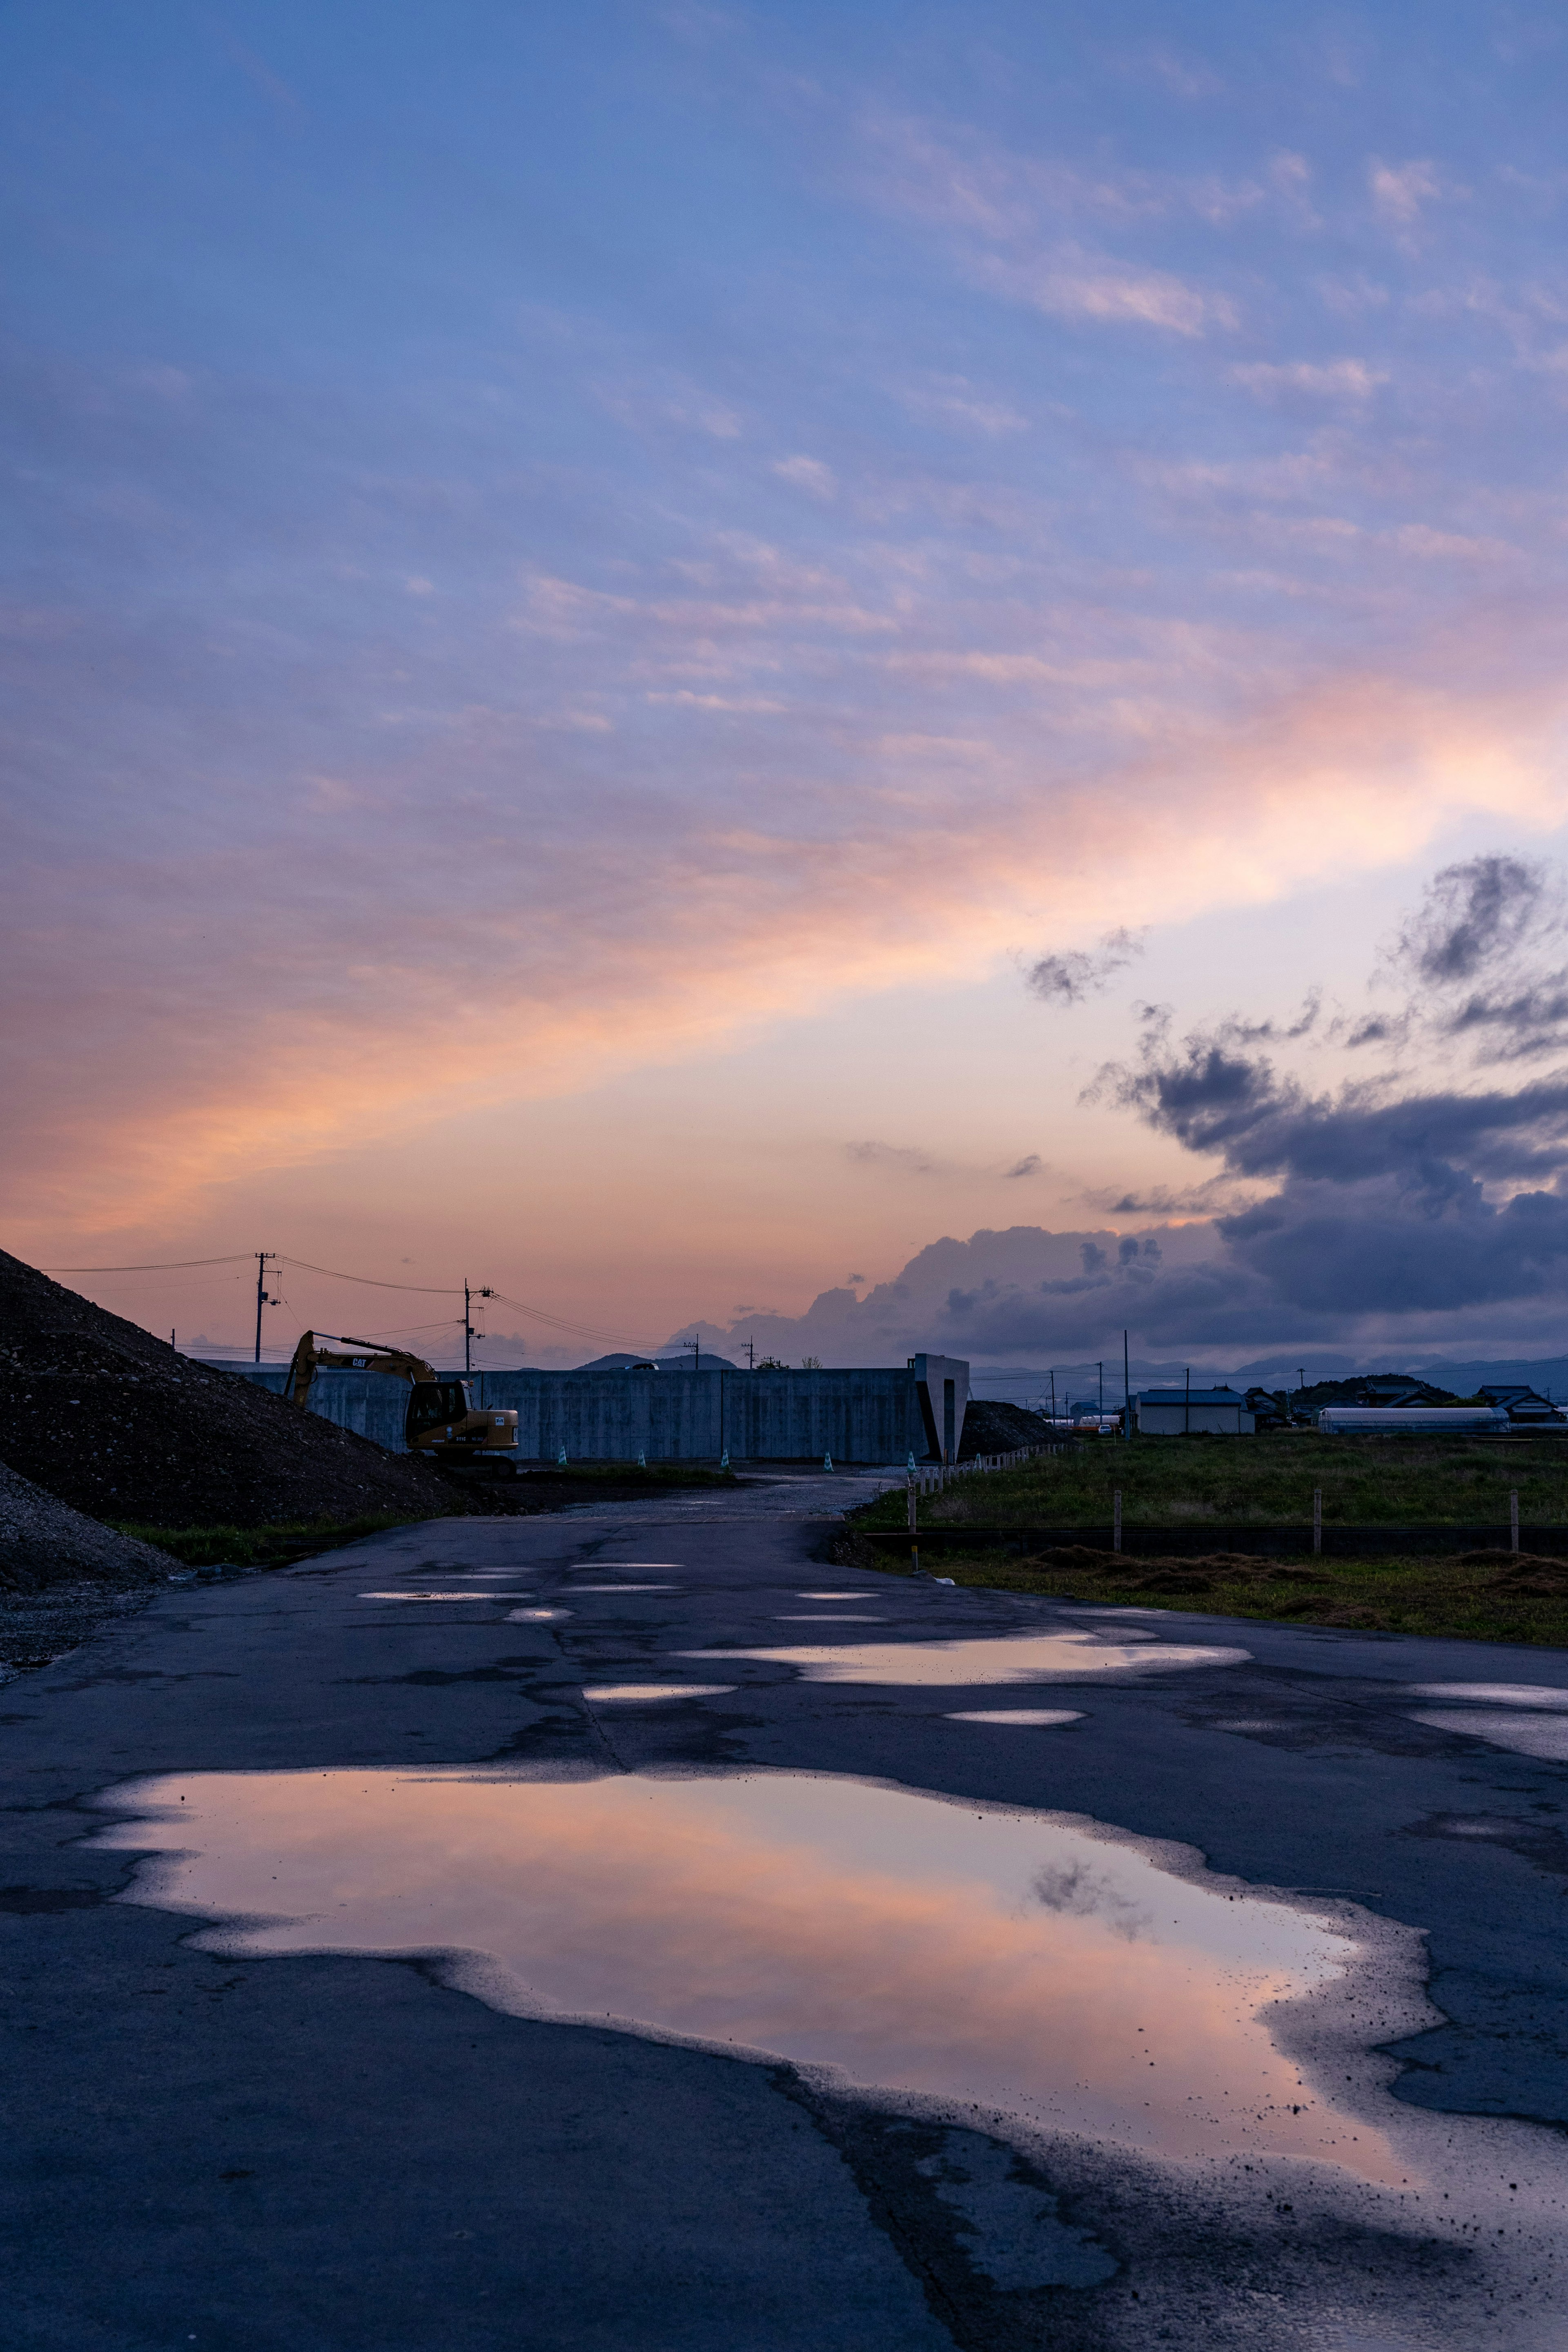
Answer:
[0, 1248, 462, 1530]
[0, 1459, 174, 1590]
[958, 1399, 1053, 1459]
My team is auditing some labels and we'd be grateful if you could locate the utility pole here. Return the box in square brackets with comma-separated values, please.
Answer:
[686, 1336, 701, 1373]
[744, 1338, 755, 1370]
[1184, 1364, 1190, 1436]
[1049, 1369, 1056, 1422]
[1098, 1361, 1103, 1421]
[1123, 1329, 1131, 1440]
[254, 1253, 275, 1363]
[462, 1281, 494, 1376]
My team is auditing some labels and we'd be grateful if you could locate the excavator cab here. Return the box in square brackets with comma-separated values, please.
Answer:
[405, 1378, 478, 1444]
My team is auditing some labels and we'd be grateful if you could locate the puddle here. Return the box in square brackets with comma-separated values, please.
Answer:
[796, 1593, 879, 1601]
[506, 1608, 571, 1622]
[359, 1591, 537, 1602]
[583, 1684, 735, 1703]
[569, 1584, 679, 1593]
[1410, 1683, 1568, 1709]
[946, 1710, 1084, 1727]
[1409, 1711, 1568, 1761]
[776, 1614, 885, 1622]
[674, 1630, 1249, 1686]
[91, 1766, 1397, 2176]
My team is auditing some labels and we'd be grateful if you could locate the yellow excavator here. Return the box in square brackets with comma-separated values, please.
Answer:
[283, 1332, 519, 1472]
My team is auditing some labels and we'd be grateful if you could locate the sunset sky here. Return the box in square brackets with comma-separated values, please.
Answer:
[8, 2, 1568, 1370]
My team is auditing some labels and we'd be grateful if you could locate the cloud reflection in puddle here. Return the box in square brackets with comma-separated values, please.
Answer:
[672, 1631, 1249, 1685]
[90, 1766, 1392, 2177]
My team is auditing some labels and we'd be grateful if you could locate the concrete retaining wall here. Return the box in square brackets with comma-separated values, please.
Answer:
[216, 1357, 968, 1464]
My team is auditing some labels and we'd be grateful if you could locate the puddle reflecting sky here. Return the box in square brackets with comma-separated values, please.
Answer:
[359, 1592, 537, 1602]
[674, 1631, 1249, 1685]
[946, 1710, 1084, 1727]
[92, 1767, 1392, 2176]
[1409, 1710, 1568, 1760]
[584, 1684, 736, 1702]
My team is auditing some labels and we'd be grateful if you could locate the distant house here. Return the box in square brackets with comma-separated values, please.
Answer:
[1132, 1386, 1254, 1436]
[1478, 1383, 1566, 1426]
[1355, 1376, 1457, 1408]
[1242, 1386, 1292, 1428]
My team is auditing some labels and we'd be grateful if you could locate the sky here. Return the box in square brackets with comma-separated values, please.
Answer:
[7, 0, 1568, 1370]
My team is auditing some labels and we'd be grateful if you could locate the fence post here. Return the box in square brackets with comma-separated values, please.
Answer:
[1511, 1489, 1520, 1555]
[1113, 1488, 1122, 1553]
[1313, 1490, 1322, 1555]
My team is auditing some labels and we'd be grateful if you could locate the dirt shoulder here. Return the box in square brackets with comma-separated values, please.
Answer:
[834, 1530, 1568, 1646]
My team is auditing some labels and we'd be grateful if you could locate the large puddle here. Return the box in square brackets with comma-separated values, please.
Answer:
[673, 1631, 1249, 1684]
[91, 1767, 1396, 2177]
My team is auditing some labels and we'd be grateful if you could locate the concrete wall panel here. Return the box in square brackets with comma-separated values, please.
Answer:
[213, 1362, 967, 1463]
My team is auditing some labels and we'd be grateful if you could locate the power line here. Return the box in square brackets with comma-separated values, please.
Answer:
[44, 1254, 254, 1273]
[278, 1256, 462, 1294]
[46, 1247, 654, 1350]
[486, 1291, 653, 1349]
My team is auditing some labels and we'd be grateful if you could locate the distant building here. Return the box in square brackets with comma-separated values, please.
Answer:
[1317, 1405, 1508, 1434]
[1132, 1386, 1254, 1436]
[1478, 1383, 1566, 1426]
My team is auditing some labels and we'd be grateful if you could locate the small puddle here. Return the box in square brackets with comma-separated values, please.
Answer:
[776, 1614, 885, 1622]
[569, 1584, 679, 1593]
[674, 1631, 1249, 1685]
[359, 1591, 537, 1603]
[1407, 1682, 1568, 1761]
[947, 1710, 1084, 1727]
[1410, 1683, 1568, 1708]
[584, 1684, 736, 1703]
[1409, 1711, 1568, 1761]
[507, 1608, 572, 1622]
[91, 1767, 1394, 2177]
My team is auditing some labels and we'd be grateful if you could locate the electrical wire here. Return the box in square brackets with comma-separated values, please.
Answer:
[486, 1291, 655, 1349]
[43, 1253, 254, 1273]
[278, 1256, 461, 1294]
[45, 1249, 655, 1351]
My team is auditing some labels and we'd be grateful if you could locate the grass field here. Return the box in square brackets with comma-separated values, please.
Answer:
[862, 1428, 1568, 1531]
[846, 1429, 1568, 1646]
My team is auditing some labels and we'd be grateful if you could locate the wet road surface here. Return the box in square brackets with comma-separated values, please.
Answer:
[7, 1499, 1568, 2348]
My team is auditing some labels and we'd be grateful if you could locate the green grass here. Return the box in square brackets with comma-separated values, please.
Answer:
[112, 1515, 417, 1568]
[854, 1428, 1568, 1532]
[840, 1538, 1568, 1648]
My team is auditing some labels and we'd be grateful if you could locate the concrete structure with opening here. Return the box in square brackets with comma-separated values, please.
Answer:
[215, 1354, 970, 1465]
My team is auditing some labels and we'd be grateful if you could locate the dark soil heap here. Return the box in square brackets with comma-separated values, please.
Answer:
[958, 1399, 1052, 1459]
[0, 1249, 460, 1529]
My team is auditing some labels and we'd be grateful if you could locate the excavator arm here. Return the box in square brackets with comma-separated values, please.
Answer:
[281, 1332, 519, 1467]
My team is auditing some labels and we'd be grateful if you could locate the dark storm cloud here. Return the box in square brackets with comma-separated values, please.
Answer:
[1026, 927, 1145, 1006]
[1390, 855, 1568, 1063]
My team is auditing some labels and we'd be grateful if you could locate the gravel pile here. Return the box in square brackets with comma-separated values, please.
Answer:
[0, 1457, 176, 1682]
[0, 1248, 459, 1529]
[0, 1458, 174, 1590]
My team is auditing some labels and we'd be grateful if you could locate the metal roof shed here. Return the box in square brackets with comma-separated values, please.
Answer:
[1132, 1387, 1254, 1436]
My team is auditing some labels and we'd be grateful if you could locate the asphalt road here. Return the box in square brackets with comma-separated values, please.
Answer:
[7, 1496, 1568, 2350]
